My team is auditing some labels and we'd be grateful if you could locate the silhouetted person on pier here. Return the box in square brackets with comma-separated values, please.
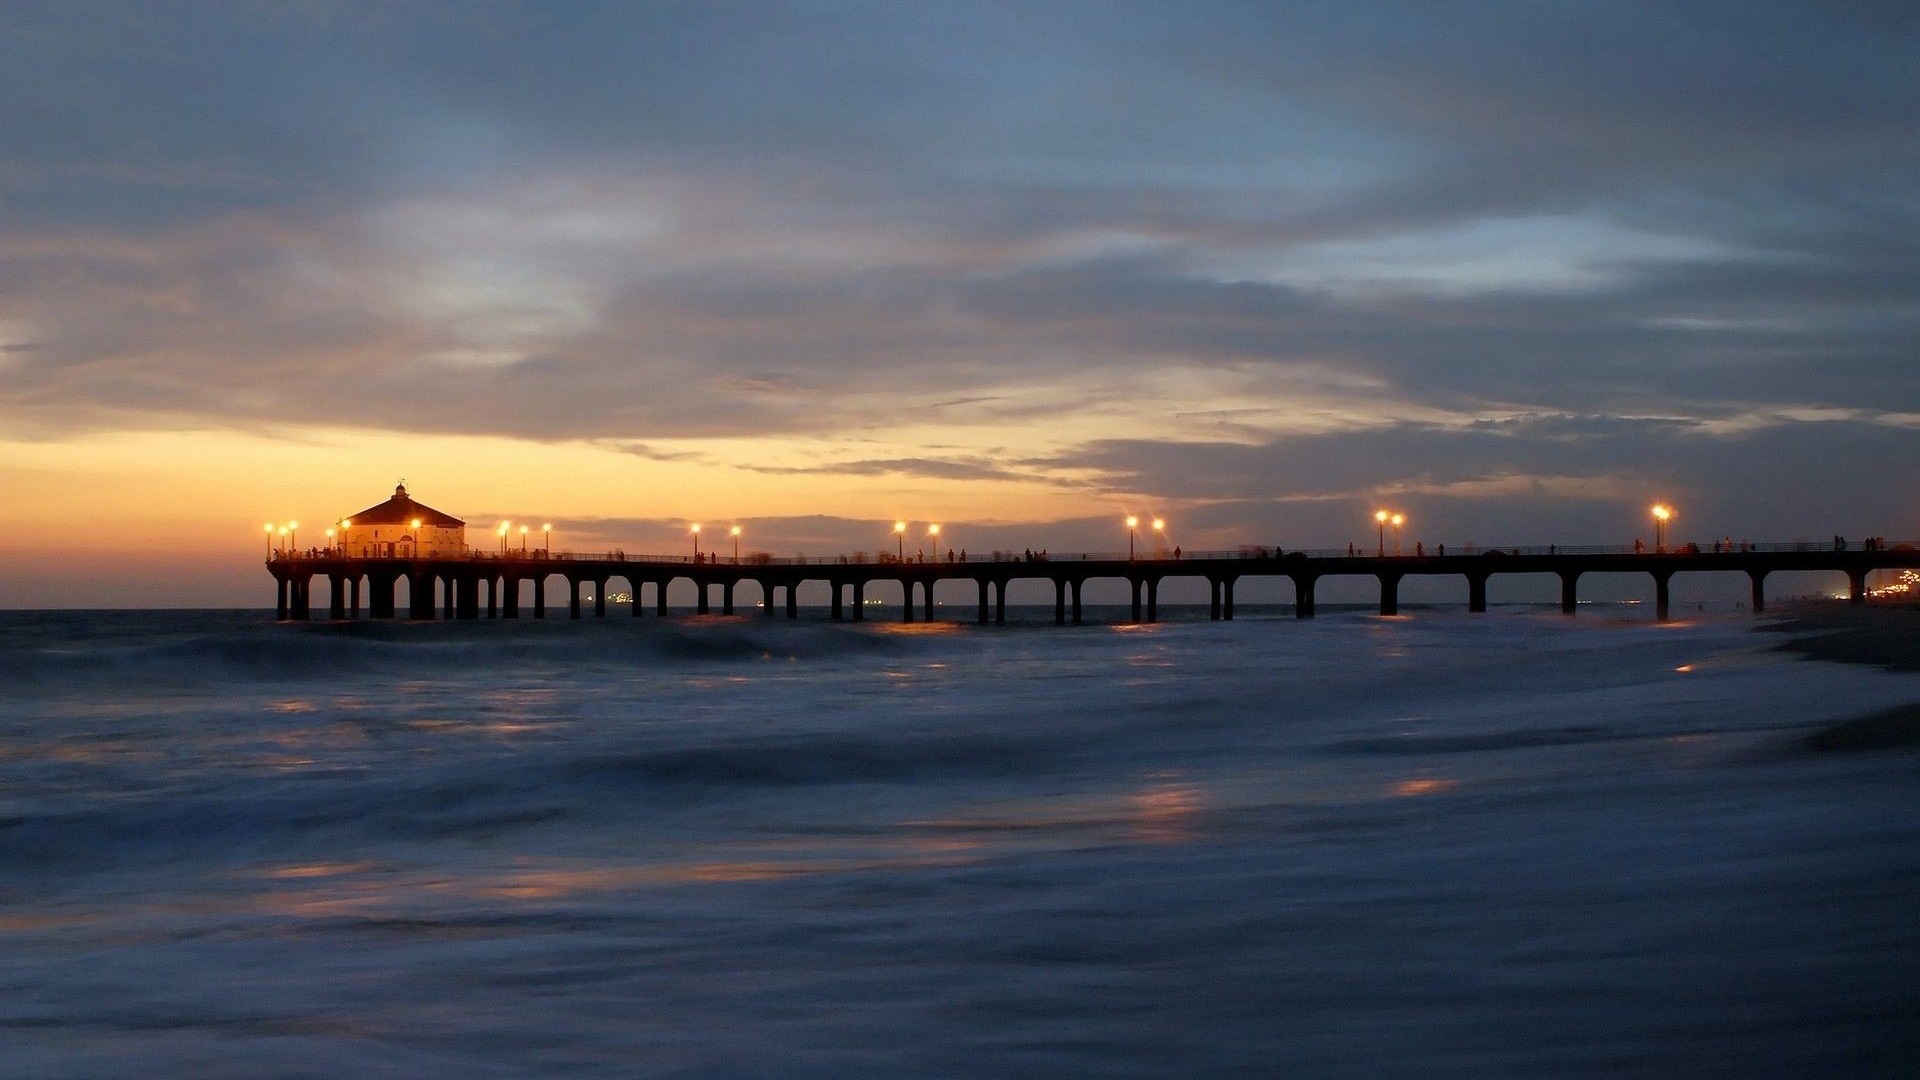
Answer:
[1437, 543, 1444, 556]
[960, 549, 967, 562]
[947, 549, 955, 563]
[1415, 541, 1423, 557]
[1173, 546, 1181, 560]
[1634, 539, 1644, 554]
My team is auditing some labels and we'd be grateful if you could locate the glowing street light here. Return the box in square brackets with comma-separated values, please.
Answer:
[542, 523, 551, 554]
[519, 524, 529, 553]
[928, 524, 942, 560]
[1651, 504, 1673, 552]
[1375, 510, 1390, 556]
[894, 521, 907, 561]
[730, 524, 742, 563]
[691, 523, 702, 560]
[1152, 517, 1166, 557]
[264, 523, 274, 558]
[324, 527, 335, 552]
[498, 521, 510, 554]
[289, 521, 299, 552]
[1391, 513, 1406, 556]
[1127, 515, 1139, 559]
[277, 525, 289, 556]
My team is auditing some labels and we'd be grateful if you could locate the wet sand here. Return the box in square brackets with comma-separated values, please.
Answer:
[1766, 602, 1920, 750]
[1764, 601, 1920, 672]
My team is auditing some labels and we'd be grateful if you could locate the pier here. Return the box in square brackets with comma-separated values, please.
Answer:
[266, 542, 1919, 624]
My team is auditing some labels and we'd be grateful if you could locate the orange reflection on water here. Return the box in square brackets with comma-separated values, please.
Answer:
[476, 852, 979, 900]
[905, 778, 1208, 848]
[1391, 778, 1456, 797]
[1127, 781, 1203, 844]
[877, 622, 963, 637]
[0, 912, 96, 934]
[255, 861, 383, 880]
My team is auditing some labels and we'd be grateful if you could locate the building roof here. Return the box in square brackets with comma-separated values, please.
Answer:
[345, 484, 466, 528]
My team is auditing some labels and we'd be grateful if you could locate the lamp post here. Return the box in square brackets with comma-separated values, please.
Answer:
[894, 521, 906, 562]
[928, 524, 941, 561]
[341, 519, 351, 557]
[1152, 517, 1166, 557]
[519, 525, 529, 554]
[1652, 504, 1672, 552]
[325, 527, 335, 553]
[1126, 515, 1139, 559]
[1375, 510, 1389, 556]
[499, 522, 510, 554]
[278, 525, 289, 554]
[1391, 513, 1405, 557]
[264, 523, 274, 558]
[289, 522, 299, 553]
[691, 523, 702, 560]
[730, 525, 742, 563]
[542, 523, 551, 554]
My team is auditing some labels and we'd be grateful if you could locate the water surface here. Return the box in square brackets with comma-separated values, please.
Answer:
[2, 609, 1916, 1077]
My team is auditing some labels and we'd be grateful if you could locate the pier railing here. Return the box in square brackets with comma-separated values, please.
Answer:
[270, 539, 1915, 565]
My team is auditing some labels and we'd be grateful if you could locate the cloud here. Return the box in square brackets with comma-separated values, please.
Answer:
[0, 0, 1915, 548]
[736, 456, 1035, 484]
[600, 441, 710, 464]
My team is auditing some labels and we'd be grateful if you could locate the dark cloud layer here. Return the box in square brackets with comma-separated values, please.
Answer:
[1, 1, 1916, 533]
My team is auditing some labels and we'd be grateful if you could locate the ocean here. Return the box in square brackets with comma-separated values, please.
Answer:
[2, 607, 1916, 1078]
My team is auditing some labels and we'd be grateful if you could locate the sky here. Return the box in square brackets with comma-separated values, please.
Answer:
[2, 1, 1917, 606]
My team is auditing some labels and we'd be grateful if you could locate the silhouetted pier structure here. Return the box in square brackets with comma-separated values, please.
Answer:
[267, 542, 1918, 624]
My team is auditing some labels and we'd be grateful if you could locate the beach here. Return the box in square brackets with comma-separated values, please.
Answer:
[1769, 603, 1920, 751]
